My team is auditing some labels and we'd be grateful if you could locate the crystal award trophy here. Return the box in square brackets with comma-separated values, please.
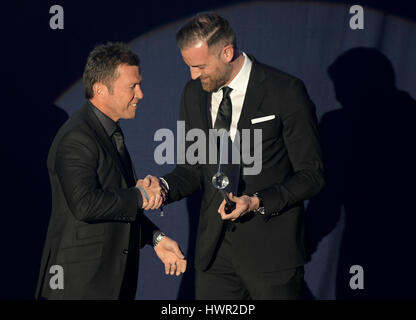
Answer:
[210, 130, 240, 214]
[211, 170, 236, 214]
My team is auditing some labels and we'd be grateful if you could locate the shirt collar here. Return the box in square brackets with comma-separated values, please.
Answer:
[88, 101, 119, 137]
[225, 52, 252, 93]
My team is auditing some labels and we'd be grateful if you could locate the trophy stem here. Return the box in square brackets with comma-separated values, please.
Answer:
[220, 190, 236, 214]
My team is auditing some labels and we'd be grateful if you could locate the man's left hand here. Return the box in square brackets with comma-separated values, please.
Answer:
[154, 236, 187, 276]
[218, 193, 260, 221]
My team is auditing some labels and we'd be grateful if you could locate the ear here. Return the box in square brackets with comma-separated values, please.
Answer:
[93, 82, 108, 98]
[222, 45, 234, 63]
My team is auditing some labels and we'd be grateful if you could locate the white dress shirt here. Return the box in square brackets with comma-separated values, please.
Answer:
[211, 52, 253, 142]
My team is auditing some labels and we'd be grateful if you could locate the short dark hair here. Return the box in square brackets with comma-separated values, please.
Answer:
[176, 13, 236, 51]
[82, 42, 140, 99]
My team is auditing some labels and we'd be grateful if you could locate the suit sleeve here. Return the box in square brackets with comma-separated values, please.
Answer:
[163, 84, 203, 202]
[258, 79, 325, 217]
[54, 130, 141, 222]
[139, 214, 159, 248]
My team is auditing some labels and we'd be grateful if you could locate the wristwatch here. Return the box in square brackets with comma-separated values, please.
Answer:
[252, 192, 265, 215]
[153, 231, 166, 247]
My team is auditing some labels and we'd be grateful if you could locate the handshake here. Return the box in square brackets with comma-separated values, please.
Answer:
[136, 175, 262, 222]
[136, 175, 167, 210]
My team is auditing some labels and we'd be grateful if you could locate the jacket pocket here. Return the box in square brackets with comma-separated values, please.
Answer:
[250, 114, 276, 124]
[76, 224, 104, 240]
[58, 242, 103, 264]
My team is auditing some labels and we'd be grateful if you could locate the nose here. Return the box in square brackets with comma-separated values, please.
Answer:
[190, 67, 201, 80]
[135, 85, 144, 100]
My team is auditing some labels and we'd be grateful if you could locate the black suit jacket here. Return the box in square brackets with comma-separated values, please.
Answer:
[164, 57, 325, 273]
[36, 103, 156, 300]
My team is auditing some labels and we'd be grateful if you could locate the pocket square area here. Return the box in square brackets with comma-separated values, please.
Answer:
[251, 115, 276, 124]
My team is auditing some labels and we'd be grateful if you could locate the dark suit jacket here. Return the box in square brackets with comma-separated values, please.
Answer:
[164, 57, 325, 273]
[36, 103, 155, 300]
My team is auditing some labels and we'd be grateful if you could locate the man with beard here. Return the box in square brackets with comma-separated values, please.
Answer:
[146, 13, 325, 299]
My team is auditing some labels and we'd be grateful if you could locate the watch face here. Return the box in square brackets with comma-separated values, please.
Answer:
[153, 232, 165, 247]
[252, 193, 263, 207]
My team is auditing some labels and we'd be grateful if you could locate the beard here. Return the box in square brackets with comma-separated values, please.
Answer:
[200, 64, 233, 92]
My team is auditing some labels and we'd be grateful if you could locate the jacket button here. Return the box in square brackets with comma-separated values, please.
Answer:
[123, 249, 129, 254]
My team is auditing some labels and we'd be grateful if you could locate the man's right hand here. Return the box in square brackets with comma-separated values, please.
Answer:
[136, 175, 167, 210]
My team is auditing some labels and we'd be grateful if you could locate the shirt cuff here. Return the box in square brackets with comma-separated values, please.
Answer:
[159, 177, 169, 190]
[136, 185, 149, 202]
[135, 186, 148, 209]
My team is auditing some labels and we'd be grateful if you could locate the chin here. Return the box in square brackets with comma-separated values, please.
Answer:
[201, 83, 215, 92]
[124, 113, 136, 120]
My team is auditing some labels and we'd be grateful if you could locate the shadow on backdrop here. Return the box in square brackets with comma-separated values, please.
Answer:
[306, 47, 416, 299]
[2, 74, 68, 299]
[2, 10, 69, 296]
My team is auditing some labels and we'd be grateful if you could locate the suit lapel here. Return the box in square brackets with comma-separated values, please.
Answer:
[202, 90, 224, 180]
[193, 85, 220, 197]
[196, 86, 211, 132]
[236, 57, 267, 131]
[83, 104, 132, 185]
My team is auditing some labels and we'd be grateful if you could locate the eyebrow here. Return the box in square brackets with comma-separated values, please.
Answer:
[129, 79, 142, 85]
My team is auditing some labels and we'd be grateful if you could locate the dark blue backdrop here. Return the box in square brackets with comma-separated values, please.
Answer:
[2, 0, 416, 299]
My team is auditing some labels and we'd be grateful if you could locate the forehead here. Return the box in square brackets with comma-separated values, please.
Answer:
[116, 64, 141, 82]
[181, 42, 216, 66]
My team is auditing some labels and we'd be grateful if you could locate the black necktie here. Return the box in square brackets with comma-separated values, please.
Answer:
[214, 86, 233, 131]
[112, 127, 134, 181]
